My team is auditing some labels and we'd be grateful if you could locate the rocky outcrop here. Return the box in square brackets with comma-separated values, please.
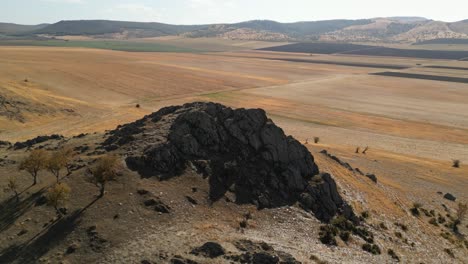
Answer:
[105, 102, 355, 222]
[13, 134, 63, 150]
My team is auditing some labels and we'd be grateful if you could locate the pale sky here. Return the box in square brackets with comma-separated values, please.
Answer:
[1, 0, 467, 25]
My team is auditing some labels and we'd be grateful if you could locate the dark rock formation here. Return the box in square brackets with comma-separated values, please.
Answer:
[226, 240, 300, 264]
[13, 134, 63, 150]
[106, 102, 355, 222]
[190, 242, 225, 258]
[444, 193, 456, 201]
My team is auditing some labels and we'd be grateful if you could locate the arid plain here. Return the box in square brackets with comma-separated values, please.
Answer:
[1, 40, 468, 262]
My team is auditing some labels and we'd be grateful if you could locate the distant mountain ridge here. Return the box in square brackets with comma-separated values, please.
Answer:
[2, 17, 468, 44]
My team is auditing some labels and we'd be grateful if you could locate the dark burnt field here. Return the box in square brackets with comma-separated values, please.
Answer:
[414, 38, 468, 45]
[425, 65, 468, 71]
[267, 58, 408, 69]
[371, 71, 468, 83]
[260, 42, 468, 60]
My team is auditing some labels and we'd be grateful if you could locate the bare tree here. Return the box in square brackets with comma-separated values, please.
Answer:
[18, 149, 49, 185]
[5, 176, 20, 202]
[46, 183, 71, 215]
[88, 155, 121, 197]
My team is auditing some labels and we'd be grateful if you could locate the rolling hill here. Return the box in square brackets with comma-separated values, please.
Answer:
[2, 17, 468, 44]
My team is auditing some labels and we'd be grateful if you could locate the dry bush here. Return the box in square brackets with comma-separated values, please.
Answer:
[313, 137, 320, 144]
[355, 147, 360, 154]
[18, 149, 49, 185]
[452, 160, 460, 168]
[46, 183, 71, 215]
[88, 155, 121, 197]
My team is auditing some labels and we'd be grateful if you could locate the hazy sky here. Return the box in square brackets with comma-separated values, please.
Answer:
[2, 0, 467, 25]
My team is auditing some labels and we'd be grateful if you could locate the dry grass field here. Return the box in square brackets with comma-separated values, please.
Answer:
[1, 42, 468, 263]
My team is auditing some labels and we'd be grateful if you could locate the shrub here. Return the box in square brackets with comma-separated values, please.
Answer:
[46, 183, 71, 215]
[387, 249, 400, 261]
[18, 149, 49, 185]
[438, 214, 446, 224]
[314, 137, 320, 144]
[429, 218, 439, 226]
[395, 231, 403, 239]
[452, 160, 460, 168]
[136, 104, 140, 108]
[339, 231, 351, 242]
[355, 147, 360, 154]
[88, 155, 121, 197]
[362, 243, 381, 255]
[379, 222, 387, 230]
[239, 219, 248, 229]
[410, 202, 422, 217]
[354, 227, 374, 243]
[444, 248, 455, 258]
[394, 222, 408, 232]
[361, 211, 370, 219]
[319, 225, 338, 246]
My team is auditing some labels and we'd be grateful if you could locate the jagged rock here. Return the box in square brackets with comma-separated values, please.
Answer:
[107, 102, 354, 222]
[190, 242, 225, 258]
[365, 173, 378, 183]
[13, 134, 63, 149]
[444, 193, 456, 201]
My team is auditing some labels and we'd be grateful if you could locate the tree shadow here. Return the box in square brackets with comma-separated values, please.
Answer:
[0, 188, 45, 233]
[0, 197, 99, 264]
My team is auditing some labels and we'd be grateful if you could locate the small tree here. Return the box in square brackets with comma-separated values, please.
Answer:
[46, 183, 71, 215]
[60, 146, 75, 175]
[88, 155, 121, 197]
[454, 202, 467, 233]
[18, 149, 49, 185]
[5, 176, 20, 202]
[47, 151, 67, 182]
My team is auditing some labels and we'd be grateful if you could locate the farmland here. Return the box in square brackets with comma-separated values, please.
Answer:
[261, 42, 468, 60]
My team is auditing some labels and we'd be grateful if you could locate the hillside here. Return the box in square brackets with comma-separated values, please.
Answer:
[4, 17, 468, 44]
[0, 102, 467, 263]
[0, 23, 48, 35]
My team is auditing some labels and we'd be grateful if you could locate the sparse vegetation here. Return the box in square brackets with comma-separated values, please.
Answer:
[319, 225, 338, 246]
[46, 182, 71, 215]
[452, 159, 460, 168]
[387, 249, 400, 261]
[88, 155, 121, 197]
[361, 211, 370, 219]
[410, 203, 422, 216]
[18, 149, 49, 185]
[444, 248, 455, 258]
[314, 137, 320, 144]
[362, 243, 381, 255]
[429, 218, 439, 226]
[355, 147, 360, 154]
[136, 104, 140, 108]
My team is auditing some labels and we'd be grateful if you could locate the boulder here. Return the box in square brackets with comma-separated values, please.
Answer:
[190, 242, 225, 258]
[444, 193, 456, 201]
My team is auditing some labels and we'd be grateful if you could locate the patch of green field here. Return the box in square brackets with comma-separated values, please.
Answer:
[0, 40, 203, 52]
